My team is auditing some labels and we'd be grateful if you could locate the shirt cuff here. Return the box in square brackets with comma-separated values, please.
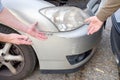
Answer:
[0, 1, 4, 13]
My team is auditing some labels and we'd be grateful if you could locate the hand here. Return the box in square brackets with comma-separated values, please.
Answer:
[85, 16, 103, 35]
[7, 33, 32, 45]
[27, 22, 48, 40]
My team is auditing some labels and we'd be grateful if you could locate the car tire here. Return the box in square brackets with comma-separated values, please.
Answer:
[0, 24, 36, 80]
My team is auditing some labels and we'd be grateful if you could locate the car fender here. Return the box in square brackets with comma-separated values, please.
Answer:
[1, 0, 58, 32]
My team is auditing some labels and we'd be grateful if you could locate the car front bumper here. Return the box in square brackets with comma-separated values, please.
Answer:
[31, 24, 102, 72]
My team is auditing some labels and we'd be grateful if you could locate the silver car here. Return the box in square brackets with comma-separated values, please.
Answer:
[0, 0, 102, 80]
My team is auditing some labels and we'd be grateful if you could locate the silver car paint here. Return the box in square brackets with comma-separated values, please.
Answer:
[1, 0, 102, 70]
[2, 0, 58, 32]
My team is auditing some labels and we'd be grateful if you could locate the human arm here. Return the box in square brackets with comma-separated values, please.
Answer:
[0, 2, 30, 44]
[0, 33, 32, 45]
[0, 8, 47, 40]
[85, 0, 120, 35]
[96, 0, 120, 22]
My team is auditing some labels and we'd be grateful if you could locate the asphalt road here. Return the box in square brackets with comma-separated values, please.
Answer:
[24, 18, 119, 80]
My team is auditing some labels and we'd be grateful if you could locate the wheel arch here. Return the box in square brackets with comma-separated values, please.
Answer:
[0, 23, 40, 69]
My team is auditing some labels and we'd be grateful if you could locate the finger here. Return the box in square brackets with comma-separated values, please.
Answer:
[90, 28, 96, 35]
[88, 23, 93, 31]
[38, 32, 46, 35]
[88, 25, 95, 35]
[31, 22, 38, 29]
[89, 27, 95, 35]
[34, 22, 38, 26]
[37, 35, 48, 40]
[16, 35, 33, 44]
[37, 33, 48, 40]
[16, 35, 28, 39]
[85, 17, 92, 23]
[20, 41, 32, 45]
[87, 22, 94, 33]
[17, 39, 32, 45]
[90, 26, 100, 34]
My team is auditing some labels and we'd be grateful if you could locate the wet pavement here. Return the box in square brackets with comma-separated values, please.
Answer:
[24, 18, 119, 80]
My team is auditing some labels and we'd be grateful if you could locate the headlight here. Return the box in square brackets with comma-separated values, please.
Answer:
[40, 6, 90, 31]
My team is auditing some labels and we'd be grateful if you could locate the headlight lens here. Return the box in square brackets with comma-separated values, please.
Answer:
[40, 6, 90, 31]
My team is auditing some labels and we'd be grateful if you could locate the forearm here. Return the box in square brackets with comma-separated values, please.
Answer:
[96, 0, 120, 22]
[0, 33, 9, 42]
[0, 8, 28, 33]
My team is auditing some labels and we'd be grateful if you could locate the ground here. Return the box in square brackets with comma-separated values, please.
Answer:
[24, 18, 119, 80]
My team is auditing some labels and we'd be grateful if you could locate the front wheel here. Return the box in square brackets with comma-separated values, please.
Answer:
[0, 24, 36, 80]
